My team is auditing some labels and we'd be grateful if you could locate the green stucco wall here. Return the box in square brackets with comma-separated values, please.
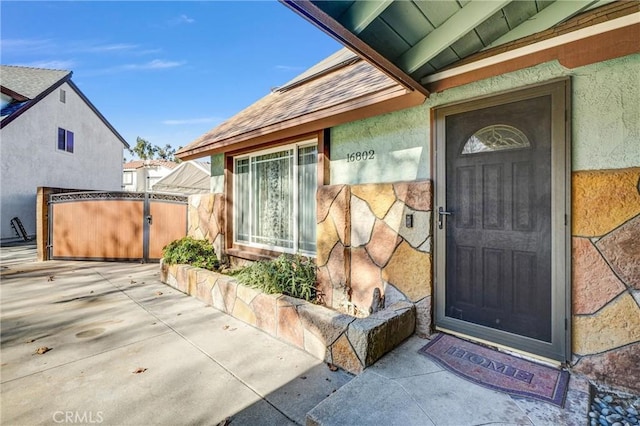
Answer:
[572, 54, 639, 171]
[330, 54, 640, 185]
[330, 105, 430, 185]
[210, 153, 224, 194]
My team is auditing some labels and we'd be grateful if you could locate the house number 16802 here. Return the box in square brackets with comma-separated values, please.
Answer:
[346, 150, 375, 162]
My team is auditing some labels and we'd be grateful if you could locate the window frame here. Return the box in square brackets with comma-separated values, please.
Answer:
[57, 127, 74, 153]
[232, 139, 318, 257]
[122, 171, 134, 185]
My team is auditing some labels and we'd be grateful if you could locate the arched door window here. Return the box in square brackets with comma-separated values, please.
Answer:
[462, 124, 531, 154]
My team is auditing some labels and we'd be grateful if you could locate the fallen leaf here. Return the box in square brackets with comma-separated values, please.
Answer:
[327, 363, 338, 372]
[35, 346, 52, 355]
[132, 367, 147, 374]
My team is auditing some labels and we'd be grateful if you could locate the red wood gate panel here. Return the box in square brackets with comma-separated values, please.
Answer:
[148, 199, 188, 259]
[49, 192, 187, 261]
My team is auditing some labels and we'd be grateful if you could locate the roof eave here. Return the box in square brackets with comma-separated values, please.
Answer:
[279, 0, 429, 98]
[0, 86, 30, 101]
[66, 80, 130, 148]
[178, 86, 425, 161]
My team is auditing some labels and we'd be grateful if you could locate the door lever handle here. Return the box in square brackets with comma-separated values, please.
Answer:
[438, 207, 453, 229]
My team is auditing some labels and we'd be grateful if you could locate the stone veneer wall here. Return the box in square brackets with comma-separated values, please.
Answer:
[187, 193, 225, 262]
[160, 262, 415, 374]
[317, 180, 433, 336]
[570, 167, 640, 394]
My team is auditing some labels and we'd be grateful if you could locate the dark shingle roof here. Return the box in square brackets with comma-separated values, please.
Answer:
[1, 65, 71, 123]
[0, 65, 70, 99]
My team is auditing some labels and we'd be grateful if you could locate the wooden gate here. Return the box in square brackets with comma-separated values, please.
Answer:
[49, 191, 187, 262]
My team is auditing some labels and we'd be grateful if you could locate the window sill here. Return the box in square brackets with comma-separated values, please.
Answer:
[226, 248, 276, 262]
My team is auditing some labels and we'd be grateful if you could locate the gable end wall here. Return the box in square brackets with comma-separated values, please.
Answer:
[0, 82, 124, 240]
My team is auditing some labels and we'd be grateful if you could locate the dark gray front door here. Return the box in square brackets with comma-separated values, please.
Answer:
[434, 81, 570, 362]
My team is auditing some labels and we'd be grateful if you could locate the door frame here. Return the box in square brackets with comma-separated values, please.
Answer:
[433, 78, 572, 363]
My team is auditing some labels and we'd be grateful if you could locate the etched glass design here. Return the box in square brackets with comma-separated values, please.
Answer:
[462, 125, 530, 154]
[234, 143, 317, 254]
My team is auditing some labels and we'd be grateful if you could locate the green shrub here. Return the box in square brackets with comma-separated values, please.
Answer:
[162, 237, 219, 271]
[231, 254, 316, 301]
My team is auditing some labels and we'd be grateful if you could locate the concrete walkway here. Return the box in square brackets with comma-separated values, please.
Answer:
[1, 245, 352, 425]
[307, 337, 590, 426]
[1, 243, 590, 425]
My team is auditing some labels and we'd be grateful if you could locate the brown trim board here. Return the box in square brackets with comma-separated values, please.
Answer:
[426, 24, 639, 94]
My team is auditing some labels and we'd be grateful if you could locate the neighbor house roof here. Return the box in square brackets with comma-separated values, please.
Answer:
[0, 65, 129, 148]
[123, 160, 179, 170]
[1, 66, 71, 122]
[1, 66, 70, 99]
[177, 48, 425, 160]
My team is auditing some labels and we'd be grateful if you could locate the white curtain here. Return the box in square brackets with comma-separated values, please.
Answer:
[235, 145, 316, 253]
[252, 151, 293, 248]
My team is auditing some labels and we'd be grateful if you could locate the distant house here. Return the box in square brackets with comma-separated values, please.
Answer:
[151, 161, 211, 195]
[0, 65, 128, 241]
[122, 160, 178, 192]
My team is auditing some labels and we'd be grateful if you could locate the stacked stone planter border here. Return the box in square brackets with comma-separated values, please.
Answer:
[160, 261, 416, 374]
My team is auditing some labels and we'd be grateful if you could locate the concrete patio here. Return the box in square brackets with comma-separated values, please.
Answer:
[1, 243, 590, 425]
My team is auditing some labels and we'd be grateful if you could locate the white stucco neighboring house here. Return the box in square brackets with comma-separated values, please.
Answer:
[0, 65, 129, 241]
[122, 160, 178, 192]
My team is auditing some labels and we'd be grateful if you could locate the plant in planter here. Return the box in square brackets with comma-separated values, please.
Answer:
[162, 236, 220, 271]
[231, 254, 317, 302]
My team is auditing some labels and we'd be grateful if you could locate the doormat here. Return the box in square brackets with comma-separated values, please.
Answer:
[418, 334, 569, 407]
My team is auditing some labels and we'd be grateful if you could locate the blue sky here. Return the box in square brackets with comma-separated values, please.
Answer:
[1, 1, 341, 160]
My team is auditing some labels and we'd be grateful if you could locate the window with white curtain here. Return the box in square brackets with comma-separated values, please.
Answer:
[234, 141, 317, 255]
